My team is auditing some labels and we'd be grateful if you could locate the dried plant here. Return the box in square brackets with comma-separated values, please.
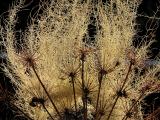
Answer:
[0, 0, 160, 120]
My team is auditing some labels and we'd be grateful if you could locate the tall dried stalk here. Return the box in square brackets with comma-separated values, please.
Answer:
[31, 64, 62, 119]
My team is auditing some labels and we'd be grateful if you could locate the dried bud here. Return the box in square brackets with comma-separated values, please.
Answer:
[126, 47, 136, 64]
[18, 50, 38, 68]
[77, 45, 96, 61]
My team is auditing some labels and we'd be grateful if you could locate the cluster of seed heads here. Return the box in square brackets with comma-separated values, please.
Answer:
[1, 0, 160, 120]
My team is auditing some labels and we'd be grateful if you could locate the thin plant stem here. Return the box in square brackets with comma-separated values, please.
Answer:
[71, 76, 78, 114]
[31, 64, 62, 119]
[42, 104, 54, 120]
[106, 95, 119, 120]
[120, 62, 132, 91]
[95, 72, 103, 113]
[95, 83, 102, 113]
[107, 62, 132, 120]
[122, 93, 145, 120]
[81, 53, 87, 120]
[85, 94, 88, 120]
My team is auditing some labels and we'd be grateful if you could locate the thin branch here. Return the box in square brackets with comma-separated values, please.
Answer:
[81, 53, 87, 120]
[31, 64, 62, 119]
[107, 62, 132, 120]
[42, 104, 54, 120]
[71, 76, 78, 114]
[95, 76, 102, 113]
[122, 93, 145, 120]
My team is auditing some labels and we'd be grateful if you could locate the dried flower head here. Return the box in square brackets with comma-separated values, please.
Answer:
[126, 47, 136, 65]
[76, 44, 97, 61]
[17, 49, 38, 68]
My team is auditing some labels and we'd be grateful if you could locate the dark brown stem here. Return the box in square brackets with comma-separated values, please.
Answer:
[81, 53, 87, 120]
[120, 62, 132, 90]
[42, 104, 54, 120]
[95, 83, 102, 113]
[95, 71, 104, 114]
[71, 77, 77, 114]
[122, 93, 145, 120]
[106, 95, 119, 120]
[107, 62, 132, 120]
[85, 95, 88, 120]
[31, 64, 62, 119]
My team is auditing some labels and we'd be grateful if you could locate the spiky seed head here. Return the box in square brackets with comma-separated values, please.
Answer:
[18, 50, 38, 68]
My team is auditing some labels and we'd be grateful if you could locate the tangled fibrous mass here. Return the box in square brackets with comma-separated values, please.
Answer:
[1, 0, 160, 120]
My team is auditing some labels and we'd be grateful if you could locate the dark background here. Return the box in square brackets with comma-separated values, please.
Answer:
[0, 0, 160, 119]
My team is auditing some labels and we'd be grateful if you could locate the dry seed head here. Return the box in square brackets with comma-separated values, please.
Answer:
[126, 47, 136, 64]
[17, 49, 38, 68]
[2, 0, 160, 120]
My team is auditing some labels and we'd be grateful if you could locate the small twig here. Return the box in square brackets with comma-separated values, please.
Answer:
[120, 62, 132, 91]
[122, 93, 145, 120]
[95, 82, 102, 114]
[71, 76, 78, 114]
[31, 64, 62, 119]
[42, 104, 54, 120]
[107, 62, 132, 120]
[95, 70, 104, 113]
[81, 53, 87, 120]
[106, 95, 119, 120]
[85, 93, 88, 120]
